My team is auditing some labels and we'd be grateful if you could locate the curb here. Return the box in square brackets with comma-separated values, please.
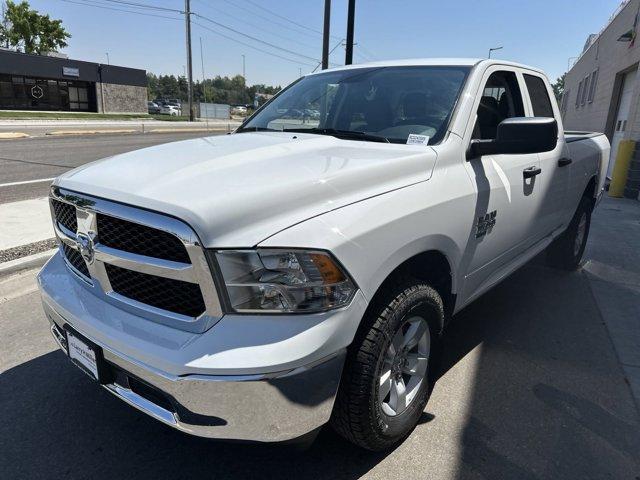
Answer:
[0, 249, 56, 277]
[148, 127, 229, 133]
[0, 132, 29, 139]
[46, 129, 137, 136]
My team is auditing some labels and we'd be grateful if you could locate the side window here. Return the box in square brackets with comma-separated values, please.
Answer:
[472, 71, 524, 140]
[524, 74, 554, 118]
[576, 80, 583, 108]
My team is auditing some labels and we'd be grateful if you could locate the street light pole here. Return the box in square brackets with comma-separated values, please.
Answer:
[242, 54, 246, 83]
[322, 0, 331, 70]
[345, 0, 355, 65]
[488, 46, 503, 58]
[184, 0, 194, 121]
[105, 52, 110, 65]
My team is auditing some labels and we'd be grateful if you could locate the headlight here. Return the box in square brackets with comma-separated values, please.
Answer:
[212, 249, 356, 313]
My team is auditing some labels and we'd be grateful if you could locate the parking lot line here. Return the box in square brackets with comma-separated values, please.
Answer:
[0, 178, 55, 188]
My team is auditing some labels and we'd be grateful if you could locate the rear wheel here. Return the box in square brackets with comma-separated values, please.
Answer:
[330, 281, 443, 451]
[546, 195, 592, 270]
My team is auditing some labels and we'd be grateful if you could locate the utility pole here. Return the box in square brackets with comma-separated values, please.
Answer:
[322, 0, 331, 70]
[105, 52, 110, 65]
[345, 0, 355, 65]
[242, 54, 246, 83]
[184, 0, 194, 121]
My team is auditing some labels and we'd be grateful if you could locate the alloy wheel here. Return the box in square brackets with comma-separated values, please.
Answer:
[379, 316, 430, 416]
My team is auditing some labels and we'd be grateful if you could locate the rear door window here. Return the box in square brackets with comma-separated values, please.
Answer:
[523, 74, 554, 118]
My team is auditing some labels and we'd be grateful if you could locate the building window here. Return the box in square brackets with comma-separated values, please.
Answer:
[561, 88, 570, 115]
[588, 69, 598, 103]
[576, 80, 583, 108]
[581, 75, 590, 105]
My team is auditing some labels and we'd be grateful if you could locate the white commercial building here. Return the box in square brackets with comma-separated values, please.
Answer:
[563, 0, 640, 197]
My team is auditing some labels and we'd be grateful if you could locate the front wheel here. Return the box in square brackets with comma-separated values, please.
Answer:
[546, 195, 592, 270]
[330, 281, 443, 451]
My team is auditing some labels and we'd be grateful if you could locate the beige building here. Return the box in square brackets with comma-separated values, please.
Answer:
[563, 0, 640, 192]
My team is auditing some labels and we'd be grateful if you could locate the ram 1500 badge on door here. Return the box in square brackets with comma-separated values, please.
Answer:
[39, 59, 609, 450]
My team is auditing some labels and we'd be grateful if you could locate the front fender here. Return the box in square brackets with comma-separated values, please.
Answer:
[260, 179, 474, 308]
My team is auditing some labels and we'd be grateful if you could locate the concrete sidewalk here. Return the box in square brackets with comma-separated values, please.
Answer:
[0, 197, 53, 250]
[583, 196, 640, 410]
[0, 118, 242, 138]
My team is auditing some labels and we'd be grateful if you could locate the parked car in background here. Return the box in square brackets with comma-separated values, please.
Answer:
[160, 104, 181, 116]
[147, 101, 161, 114]
[39, 58, 609, 452]
[231, 105, 248, 115]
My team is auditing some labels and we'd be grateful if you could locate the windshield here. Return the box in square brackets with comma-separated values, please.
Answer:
[239, 66, 470, 144]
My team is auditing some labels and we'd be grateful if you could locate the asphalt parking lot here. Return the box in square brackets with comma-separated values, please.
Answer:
[0, 132, 224, 204]
[1, 198, 639, 479]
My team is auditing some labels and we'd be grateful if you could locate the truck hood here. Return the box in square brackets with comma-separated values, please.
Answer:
[56, 132, 437, 247]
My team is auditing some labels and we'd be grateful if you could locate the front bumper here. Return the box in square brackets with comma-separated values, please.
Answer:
[45, 302, 345, 442]
[38, 253, 366, 442]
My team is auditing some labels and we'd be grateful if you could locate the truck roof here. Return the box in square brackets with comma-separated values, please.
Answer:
[310, 58, 546, 77]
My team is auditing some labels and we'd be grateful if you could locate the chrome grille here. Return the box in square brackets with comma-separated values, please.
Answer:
[61, 242, 90, 278]
[105, 264, 206, 317]
[52, 199, 77, 232]
[49, 187, 222, 333]
[97, 214, 190, 263]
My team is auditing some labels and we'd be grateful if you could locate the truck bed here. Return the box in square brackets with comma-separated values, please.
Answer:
[564, 131, 606, 143]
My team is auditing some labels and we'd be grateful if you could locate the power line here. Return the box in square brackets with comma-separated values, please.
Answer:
[242, 0, 323, 36]
[59, 0, 182, 20]
[192, 12, 321, 63]
[192, 0, 319, 52]
[219, 0, 338, 42]
[58, 0, 320, 69]
[357, 43, 377, 61]
[192, 20, 316, 68]
[91, 0, 182, 13]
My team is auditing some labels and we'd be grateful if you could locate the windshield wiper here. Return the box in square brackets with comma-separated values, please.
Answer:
[283, 127, 390, 143]
[236, 126, 279, 133]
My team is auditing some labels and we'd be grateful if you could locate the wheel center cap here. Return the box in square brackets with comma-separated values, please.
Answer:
[392, 354, 406, 375]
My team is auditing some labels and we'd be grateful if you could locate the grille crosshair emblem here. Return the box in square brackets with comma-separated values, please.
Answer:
[76, 232, 95, 265]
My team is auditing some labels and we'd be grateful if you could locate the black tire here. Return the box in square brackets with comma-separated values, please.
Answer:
[546, 195, 592, 270]
[330, 281, 443, 451]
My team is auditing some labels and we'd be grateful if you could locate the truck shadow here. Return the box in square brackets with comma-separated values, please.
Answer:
[437, 259, 640, 479]
[2, 261, 639, 479]
[0, 347, 389, 479]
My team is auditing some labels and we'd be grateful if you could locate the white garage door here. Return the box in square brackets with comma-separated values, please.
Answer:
[609, 69, 637, 177]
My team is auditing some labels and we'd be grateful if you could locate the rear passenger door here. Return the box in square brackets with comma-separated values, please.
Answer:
[461, 67, 545, 302]
[521, 72, 570, 234]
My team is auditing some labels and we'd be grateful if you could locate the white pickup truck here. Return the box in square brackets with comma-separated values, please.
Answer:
[38, 59, 609, 451]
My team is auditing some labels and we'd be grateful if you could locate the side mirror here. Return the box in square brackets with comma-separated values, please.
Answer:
[467, 117, 558, 159]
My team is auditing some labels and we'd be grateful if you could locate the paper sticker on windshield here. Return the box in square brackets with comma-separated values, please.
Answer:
[407, 134, 429, 145]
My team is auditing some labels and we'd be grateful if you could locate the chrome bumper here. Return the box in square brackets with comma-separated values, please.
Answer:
[44, 302, 346, 443]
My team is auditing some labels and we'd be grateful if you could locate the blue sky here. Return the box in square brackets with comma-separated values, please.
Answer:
[28, 0, 621, 87]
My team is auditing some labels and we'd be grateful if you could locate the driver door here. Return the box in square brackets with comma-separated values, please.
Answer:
[461, 67, 544, 303]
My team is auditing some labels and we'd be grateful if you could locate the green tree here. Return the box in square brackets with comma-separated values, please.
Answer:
[147, 71, 282, 105]
[552, 73, 565, 102]
[146, 73, 159, 100]
[1, 0, 70, 54]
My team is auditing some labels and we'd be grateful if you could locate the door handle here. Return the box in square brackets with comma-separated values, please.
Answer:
[558, 157, 573, 167]
[523, 166, 542, 178]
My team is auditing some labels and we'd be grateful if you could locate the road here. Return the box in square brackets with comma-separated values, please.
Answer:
[0, 132, 223, 204]
[1, 199, 639, 479]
